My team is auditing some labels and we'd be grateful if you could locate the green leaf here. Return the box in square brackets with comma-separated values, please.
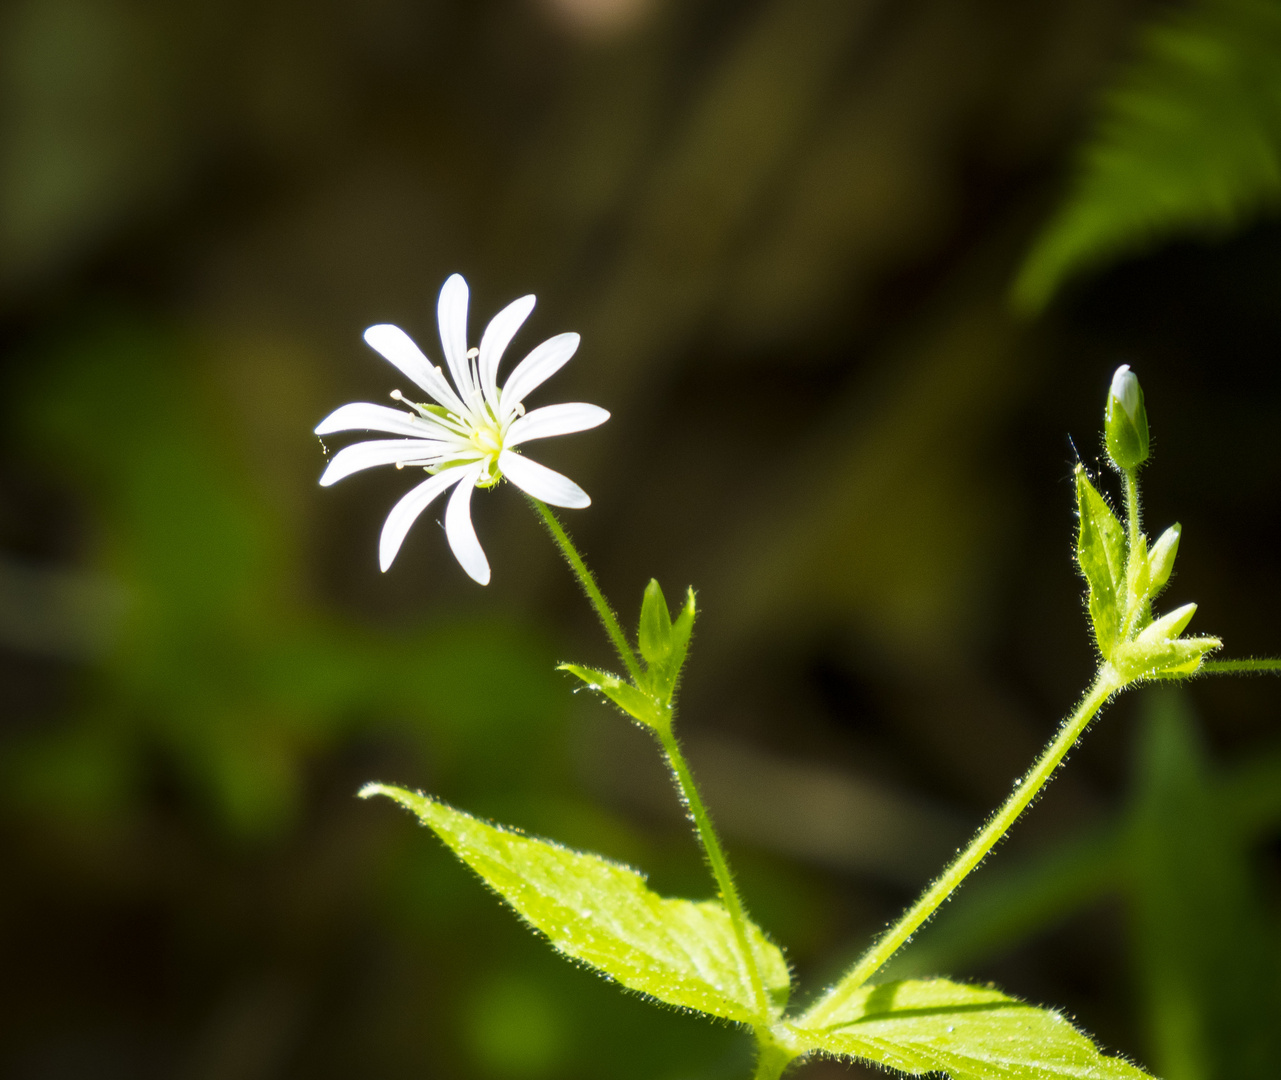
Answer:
[1075, 467, 1126, 658]
[1014, 0, 1281, 310]
[638, 579, 673, 668]
[790, 978, 1151, 1080]
[559, 663, 667, 728]
[361, 784, 790, 1022]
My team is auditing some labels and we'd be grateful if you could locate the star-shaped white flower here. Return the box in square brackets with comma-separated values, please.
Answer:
[316, 273, 608, 583]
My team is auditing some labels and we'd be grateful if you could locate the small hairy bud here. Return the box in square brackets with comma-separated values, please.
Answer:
[1105, 364, 1150, 470]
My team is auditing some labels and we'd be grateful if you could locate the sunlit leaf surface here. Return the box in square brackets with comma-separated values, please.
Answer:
[363, 783, 790, 1022]
[791, 978, 1150, 1080]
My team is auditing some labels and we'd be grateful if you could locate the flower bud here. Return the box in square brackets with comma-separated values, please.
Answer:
[1147, 523, 1181, 594]
[1105, 364, 1149, 470]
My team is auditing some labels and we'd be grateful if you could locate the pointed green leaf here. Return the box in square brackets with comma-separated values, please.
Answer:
[559, 663, 666, 728]
[790, 978, 1151, 1080]
[638, 579, 673, 668]
[1075, 467, 1126, 658]
[361, 784, 790, 1022]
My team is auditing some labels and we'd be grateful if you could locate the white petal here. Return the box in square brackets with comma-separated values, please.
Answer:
[315, 402, 447, 439]
[363, 324, 467, 414]
[378, 466, 471, 572]
[499, 332, 579, 415]
[499, 450, 590, 508]
[319, 439, 475, 486]
[505, 402, 609, 447]
[479, 294, 535, 410]
[444, 465, 490, 584]
[437, 274, 475, 405]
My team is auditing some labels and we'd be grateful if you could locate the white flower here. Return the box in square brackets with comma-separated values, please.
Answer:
[315, 273, 608, 583]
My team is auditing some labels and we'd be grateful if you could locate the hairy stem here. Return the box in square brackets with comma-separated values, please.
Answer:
[1199, 658, 1281, 675]
[751, 1034, 794, 1080]
[529, 498, 645, 684]
[657, 721, 771, 1022]
[802, 669, 1123, 1025]
[1124, 467, 1142, 556]
[530, 496, 771, 1022]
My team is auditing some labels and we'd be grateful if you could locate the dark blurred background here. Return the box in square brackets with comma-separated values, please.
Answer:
[2, 0, 1280, 1077]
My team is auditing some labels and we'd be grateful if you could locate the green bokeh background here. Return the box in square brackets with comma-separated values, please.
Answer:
[1, 2, 1279, 1078]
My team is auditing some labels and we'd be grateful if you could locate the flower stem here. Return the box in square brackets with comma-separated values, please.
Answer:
[529, 497, 771, 1023]
[802, 669, 1123, 1025]
[1199, 658, 1281, 675]
[1124, 467, 1142, 554]
[655, 721, 771, 1022]
[529, 498, 645, 684]
[751, 1035, 794, 1080]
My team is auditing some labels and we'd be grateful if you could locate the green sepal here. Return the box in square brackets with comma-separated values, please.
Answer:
[360, 784, 791, 1023]
[638, 579, 673, 667]
[559, 663, 667, 728]
[1075, 467, 1126, 658]
[789, 978, 1152, 1079]
[1146, 523, 1181, 596]
[1105, 365, 1150, 470]
[637, 583, 696, 703]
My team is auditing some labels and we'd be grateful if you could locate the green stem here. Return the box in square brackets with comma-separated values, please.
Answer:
[751, 1035, 794, 1080]
[802, 669, 1123, 1025]
[529, 498, 645, 684]
[1123, 467, 1142, 557]
[656, 721, 771, 1022]
[529, 496, 771, 1022]
[1199, 658, 1281, 675]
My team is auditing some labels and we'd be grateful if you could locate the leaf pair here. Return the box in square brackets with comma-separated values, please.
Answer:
[1074, 467, 1218, 678]
[561, 579, 695, 729]
[364, 784, 1154, 1080]
[360, 784, 789, 1023]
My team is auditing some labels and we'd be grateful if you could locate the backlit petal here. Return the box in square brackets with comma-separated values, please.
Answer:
[499, 332, 579, 416]
[378, 466, 470, 572]
[499, 450, 590, 508]
[479, 294, 535, 410]
[363, 324, 467, 414]
[505, 403, 609, 447]
[437, 274, 475, 406]
[315, 402, 449, 439]
[320, 438, 469, 486]
[445, 465, 491, 584]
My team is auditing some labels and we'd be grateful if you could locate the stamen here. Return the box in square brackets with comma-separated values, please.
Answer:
[466, 347, 479, 360]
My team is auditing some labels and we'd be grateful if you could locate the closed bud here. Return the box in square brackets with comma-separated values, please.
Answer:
[1105, 364, 1150, 470]
[1147, 523, 1181, 594]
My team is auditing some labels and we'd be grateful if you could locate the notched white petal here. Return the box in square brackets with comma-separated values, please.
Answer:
[505, 402, 610, 447]
[362, 324, 466, 414]
[437, 274, 473, 400]
[315, 402, 443, 439]
[319, 438, 459, 486]
[499, 450, 590, 509]
[378, 467, 470, 572]
[479, 294, 536, 407]
[445, 465, 491, 585]
[499, 332, 580, 415]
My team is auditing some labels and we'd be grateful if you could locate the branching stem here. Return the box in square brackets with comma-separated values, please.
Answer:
[802, 669, 1122, 1026]
[529, 497, 772, 1023]
[1199, 658, 1281, 675]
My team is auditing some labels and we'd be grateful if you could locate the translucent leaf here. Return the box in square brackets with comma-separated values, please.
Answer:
[559, 663, 666, 728]
[791, 978, 1151, 1080]
[638, 579, 673, 668]
[1075, 467, 1126, 658]
[1015, 0, 1281, 309]
[362, 784, 790, 1022]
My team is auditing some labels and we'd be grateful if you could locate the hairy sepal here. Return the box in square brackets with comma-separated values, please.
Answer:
[637, 581, 696, 702]
[361, 783, 790, 1022]
[1075, 467, 1126, 659]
